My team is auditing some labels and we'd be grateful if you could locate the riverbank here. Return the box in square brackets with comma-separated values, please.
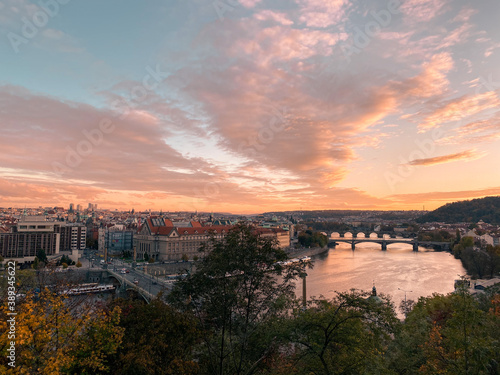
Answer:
[287, 246, 329, 259]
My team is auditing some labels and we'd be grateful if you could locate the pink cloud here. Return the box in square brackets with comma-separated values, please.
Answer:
[239, 0, 262, 8]
[406, 149, 484, 166]
[437, 113, 500, 145]
[254, 10, 294, 26]
[419, 91, 500, 131]
[400, 0, 448, 23]
[297, 0, 349, 28]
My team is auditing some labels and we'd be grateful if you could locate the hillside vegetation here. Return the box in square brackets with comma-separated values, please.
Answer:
[416, 196, 500, 224]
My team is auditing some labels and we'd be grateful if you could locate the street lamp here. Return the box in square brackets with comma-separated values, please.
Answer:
[398, 288, 412, 319]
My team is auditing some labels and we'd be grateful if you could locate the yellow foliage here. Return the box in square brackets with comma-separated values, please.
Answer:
[0, 289, 123, 374]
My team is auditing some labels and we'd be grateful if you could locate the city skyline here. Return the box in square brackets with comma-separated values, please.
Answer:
[1, 0, 500, 214]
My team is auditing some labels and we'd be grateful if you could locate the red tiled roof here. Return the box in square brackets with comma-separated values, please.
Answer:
[142, 216, 232, 236]
[177, 225, 233, 236]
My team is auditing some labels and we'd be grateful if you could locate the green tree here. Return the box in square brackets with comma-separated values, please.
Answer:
[168, 224, 301, 375]
[386, 287, 500, 375]
[109, 299, 200, 375]
[298, 229, 328, 248]
[76, 261, 82, 268]
[36, 249, 48, 263]
[282, 290, 398, 375]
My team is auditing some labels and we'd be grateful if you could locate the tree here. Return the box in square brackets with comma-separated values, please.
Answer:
[298, 230, 328, 248]
[0, 289, 124, 374]
[109, 299, 201, 375]
[386, 287, 500, 375]
[281, 290, 398, 375]
[168, 224, 301, 375]
[76, 261, 82, 268]
[36, 249, 48, 263]
[33, 256, 40, 270]
[181, 253, 189, 262]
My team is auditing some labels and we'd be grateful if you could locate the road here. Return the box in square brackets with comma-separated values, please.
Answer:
[109, 264, 174, 297]
[80, 250, 189, 298]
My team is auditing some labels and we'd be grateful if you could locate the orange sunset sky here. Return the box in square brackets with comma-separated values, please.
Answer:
[1, 0, 500, 214]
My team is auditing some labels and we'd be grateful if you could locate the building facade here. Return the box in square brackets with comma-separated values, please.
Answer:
[0, 216, 60, 261]
[54, 223, 87, 251]
[98, 227, 134, 254]
[254, 227, 291, 248]
[134, 217, 233, 261]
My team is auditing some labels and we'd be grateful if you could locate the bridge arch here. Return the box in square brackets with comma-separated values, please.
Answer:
[107, 271, 152, 303]
[107, 274, 124, 287]
[356, 232, 367, 238]
[343, 232, 353, 238]
[330, 232, 340, 238]
[369, 232, 378, 238]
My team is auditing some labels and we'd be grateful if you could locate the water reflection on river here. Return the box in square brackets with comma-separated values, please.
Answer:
[302, 242, 466, 314]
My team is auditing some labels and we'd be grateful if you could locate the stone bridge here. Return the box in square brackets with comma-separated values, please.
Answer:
[328, 237, 450, 251]
[106, 270, 155, 303]
[325, 231, 417, 239]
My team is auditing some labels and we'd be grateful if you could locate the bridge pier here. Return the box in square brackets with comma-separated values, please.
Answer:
[413, 242, 419, 252]
[381, 242, 387, 251]
[351, 241, 355, 251]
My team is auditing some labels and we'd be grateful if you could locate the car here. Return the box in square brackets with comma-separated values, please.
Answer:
[152, 280, 157, 285]
[133, 279, 139, 285]
[120, 269, 126, 274]
[126, 270, 130, 273]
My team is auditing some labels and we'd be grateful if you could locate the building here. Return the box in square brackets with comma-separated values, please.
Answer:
[54, 223, 87, 251]
[134, 217, 232, 261]
[98, 226, 134, 254]
[0, 216, 60, 262]
[254, 227, 291, 248]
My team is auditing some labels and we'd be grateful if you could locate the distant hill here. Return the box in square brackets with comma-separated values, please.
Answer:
[416, 196, 500, 224]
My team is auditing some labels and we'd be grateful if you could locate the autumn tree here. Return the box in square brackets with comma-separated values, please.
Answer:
[0, 289, 123, 374]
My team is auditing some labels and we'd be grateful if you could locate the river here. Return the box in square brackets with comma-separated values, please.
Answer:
[301, 242, 466, 316]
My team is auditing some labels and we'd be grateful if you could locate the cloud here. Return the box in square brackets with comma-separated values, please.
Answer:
[297, 0, 350, 28]
[391, 52, 454, 99]
[254, 10, 294, 25]
[407, 149, 484, 166]
[437, 113, 500, 144]
[419, 91, 500, 131]
[239, 0, 263, 8]
[400, 0, 448, 23]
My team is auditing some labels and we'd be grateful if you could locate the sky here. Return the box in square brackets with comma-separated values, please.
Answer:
[0, 0, 500, 214]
